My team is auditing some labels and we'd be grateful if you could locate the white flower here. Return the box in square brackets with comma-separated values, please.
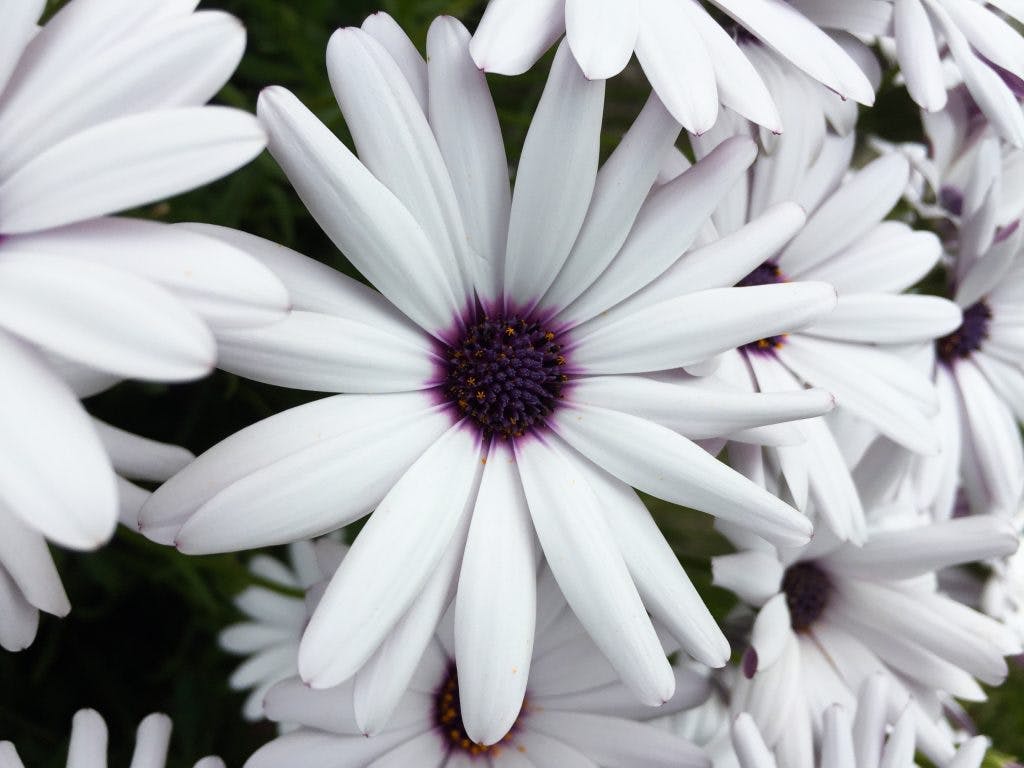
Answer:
[683, 74, 960, 542]
[731, 674, 990, 768]
[0, 709, 223, 768]
[140, 14, 843, 743]
[798, 0, 1024, 146]
[0, 0, 289, 648]
[220, 541, 334, 725]
[714, 509, 1020, 765]
[245, 544, 713, 767]
[468, 0, 876, 134]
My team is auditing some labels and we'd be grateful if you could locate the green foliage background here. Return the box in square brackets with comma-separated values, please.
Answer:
[2, 1, 1021, 765]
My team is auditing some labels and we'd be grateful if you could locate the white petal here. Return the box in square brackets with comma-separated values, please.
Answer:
[571, 282, 837, 375]
[714, 0, 875, 105]
[565, 0, 638, 79]
[516, 435, 675, 706]
[894, 0, 947, 111]
[712, 551, 784, 607]
[365, 732, 447, 768]
[0, 107, 265, 234]
[354, 513, 469, 736]
[327, 28, 471, 299]
[470, 0, 566, 76]
[94, 420, 192, 482]
[4, 218, 289, 331]
[681, 0, 781, 132]
[0, 0, 43, 95]
[776, 336, 939, 454]
[426, 17, 511, 305]
[67, 710, 108, 768]
[0, 333, 117, 549]
[529, 710, 709, 768]
[948, 737, 990, 768]
[143, 392, 445, 548]
[0, 502, 69, 616]
[504, 41, 603, 311]
[508, 731, 598, 768]
[0, 11, 246, 178]
[571, 375, 833, 439]
[543, 94, 680, 314]
[779, 154, 910, 277]
[750, 594, 791, 672]
[561, 136, 757, 326]
[456, 442, 537, 746]
[216, 310, 437, 394]
[803, 294, 962, 344]
[361, 13, 427, 111]
[732, 713, 778, 768]
[299, 424, 481, 688]
[553, 403, 811, 546]
[256, 86, 462, 337]
[244, 726, 428, 768]
[579, 462, 730, 667]
[635, 0, 718, 134]
[0, 565, 39, 652]
[0, 253, 215, 380]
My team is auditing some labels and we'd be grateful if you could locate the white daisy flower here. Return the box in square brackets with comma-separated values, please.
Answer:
[468, 0, 876, 134]
[731, 674, 990, 768]
[245, 550, 713, 766]
[797, 0, 1024, 146]
[714, 506, 1020, 765]
[681, 76, 960, 542]
[0, 709, 223, 768]
[140, 14, 842, 742]
[0, 0, 289, 647]
[219, 541, 336, 725]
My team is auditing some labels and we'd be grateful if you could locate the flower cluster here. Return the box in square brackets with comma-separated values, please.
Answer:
[3, 1, 1024, 766]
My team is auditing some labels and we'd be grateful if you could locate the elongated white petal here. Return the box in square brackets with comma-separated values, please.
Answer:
[141, 392, 443, 545]
[426, 17, 511, 304]
[713, 551, 784, 607]
[0, 565, 40, 652]
[0, 0, 43, 95]
[470, 0, 566, 76]
[554, 404, 811, 546]
[0, 107, 264, 234]
[327, 28, 471, 299]
[0, 503, 69, 617]
[67, 710, 108, 768]
[354, 514, 468, 736]
[244, 725, 427, 768]
[803, 294, 962, 344]
[572, 282, 837, 375]
[0, 333, 117, 549]
[505, 41, 603, 311]
[635, 0, 718, 134]
[562, 136, 757, 325]
[0, 254, 214, 381]
[456, 441, 537, 745]
[543, 94, 680, 314]
[571, 375, 833, 439]
[217, 311, 437, 394]
[0, 11, 246, 178]
[779, 154, 909, 277]
[579, 461, 730, 667]
[714, 0, 875, 105]
[894, 0, 947, 111]
[565, 0, 638, 79]
[299, 424, 481, 688]
[94, 420, 192, 483]
[516, 435, 675, 706]
[361, 13, 427, 111]
[256, 86, 462, 337]
[5, 219, 289, 331]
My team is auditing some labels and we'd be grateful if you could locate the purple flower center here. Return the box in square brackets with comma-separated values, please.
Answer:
[937, 301, 992, 364]
[782, 562, 830, 632]
[445, 315, 567, 439]
[737, 261, 788, 354]
[436, 666, 520, 756]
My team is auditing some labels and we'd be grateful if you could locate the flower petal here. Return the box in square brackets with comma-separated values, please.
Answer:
[565, 0, 638, 79]
[469, 0, 565, 76]
[803, 294, 962, 344]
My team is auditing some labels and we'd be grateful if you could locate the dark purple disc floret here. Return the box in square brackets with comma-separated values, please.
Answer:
[937, 301, 992, 364]
[445, 314, 567, 439]
[782, 561, 831, 632]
